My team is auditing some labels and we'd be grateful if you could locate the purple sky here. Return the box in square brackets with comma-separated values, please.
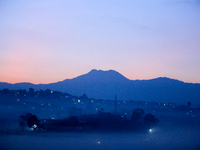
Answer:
[0, 0, 200, 84]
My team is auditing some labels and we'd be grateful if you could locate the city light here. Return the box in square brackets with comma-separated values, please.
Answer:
[32, 124, 37, 129]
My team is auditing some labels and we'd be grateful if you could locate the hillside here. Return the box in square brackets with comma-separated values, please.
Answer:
[0, 69, 200, 104]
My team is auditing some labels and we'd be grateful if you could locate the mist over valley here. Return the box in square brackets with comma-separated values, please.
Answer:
[0, 70, 200, 149]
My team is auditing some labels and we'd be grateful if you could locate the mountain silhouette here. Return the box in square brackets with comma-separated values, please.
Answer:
[71, 69, 129, 83]
[0, 69, 200, 104]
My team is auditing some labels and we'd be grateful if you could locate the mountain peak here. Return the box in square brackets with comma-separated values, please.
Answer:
[89, 69, 118, 73]
[73, 69, 129, 83]
[88, 69, 121, 75]
[1, 69, 200, 104]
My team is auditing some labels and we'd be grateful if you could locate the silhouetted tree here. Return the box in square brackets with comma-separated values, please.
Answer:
[19, 113, 33, 131]
[143, 113, 159, 128]
[19, 113, 32, 122]
[131, 108, 144, 122]
[25, 113, 32, 120]
[27, 115, 40, 129]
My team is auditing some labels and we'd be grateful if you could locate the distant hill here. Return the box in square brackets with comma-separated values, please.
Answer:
[0, 69, 200, 105]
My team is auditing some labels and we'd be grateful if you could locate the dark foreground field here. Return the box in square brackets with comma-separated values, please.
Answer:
[1, 113, 200, 150]
[0, 102, 200, 150]
[1, 127, 200, 150]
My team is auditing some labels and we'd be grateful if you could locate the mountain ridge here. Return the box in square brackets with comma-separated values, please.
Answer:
[0, 69, 200, 104]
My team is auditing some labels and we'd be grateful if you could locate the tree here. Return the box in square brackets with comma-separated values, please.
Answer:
[131, 108, 144, 122]
[19, 113, 38, 131]
[19, 113, 32, 126]
[143, 113, 159, 128]
[26, 114, 42, 131]
[25, 113, 32, 120]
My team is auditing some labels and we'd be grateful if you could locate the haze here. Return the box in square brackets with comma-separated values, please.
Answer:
[0, 0, 200, 84]
[0, 92, 200, 149]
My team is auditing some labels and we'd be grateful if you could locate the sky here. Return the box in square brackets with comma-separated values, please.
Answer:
[0, 0, 200, 84]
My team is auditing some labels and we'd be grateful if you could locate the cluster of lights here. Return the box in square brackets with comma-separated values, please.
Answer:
[30, 124, 38, 130]
[32, 124, 37, 129]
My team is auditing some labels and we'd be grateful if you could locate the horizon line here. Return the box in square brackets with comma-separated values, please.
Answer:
[1, 69, 199, 84]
